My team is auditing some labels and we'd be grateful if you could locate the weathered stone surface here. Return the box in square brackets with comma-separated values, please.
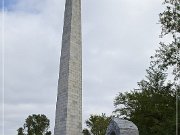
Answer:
[54, 0, 82, 135]
[106, 118, 139, 135]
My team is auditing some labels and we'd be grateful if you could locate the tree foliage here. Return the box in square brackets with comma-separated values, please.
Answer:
[152, 0, 180, 80]
[82, 128, 91, 135]
[17, 114, 51, 135]
[114, 67, 180, 135]
[17, 127, 24, 135]
[83, 113, 111, 135]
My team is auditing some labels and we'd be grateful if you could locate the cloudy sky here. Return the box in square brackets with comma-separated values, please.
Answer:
[1, 0, 164, 134]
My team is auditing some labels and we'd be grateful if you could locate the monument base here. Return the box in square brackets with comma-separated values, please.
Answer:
[106, 118, 139, 135]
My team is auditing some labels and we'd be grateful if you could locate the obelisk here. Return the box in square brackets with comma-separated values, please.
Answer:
[54, 0, 82, 134]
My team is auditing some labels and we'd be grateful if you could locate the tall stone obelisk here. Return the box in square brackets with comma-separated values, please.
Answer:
[54, 0, 82, 134]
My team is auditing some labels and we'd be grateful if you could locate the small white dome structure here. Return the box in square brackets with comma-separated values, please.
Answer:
[106, 118, 139, 135]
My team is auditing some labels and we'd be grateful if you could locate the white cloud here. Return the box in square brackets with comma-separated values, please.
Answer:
[1, 0, 163, 134]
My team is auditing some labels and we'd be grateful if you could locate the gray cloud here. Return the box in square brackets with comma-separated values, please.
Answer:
[1, 0, 163, 134]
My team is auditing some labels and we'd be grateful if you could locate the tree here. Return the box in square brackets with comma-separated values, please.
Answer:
[114, 66, 180, 135]
[151, 1, 180, 134]
[83, 113, 111, 135]
[152, 0, 180, 80]
[17, 114, 52, 135]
